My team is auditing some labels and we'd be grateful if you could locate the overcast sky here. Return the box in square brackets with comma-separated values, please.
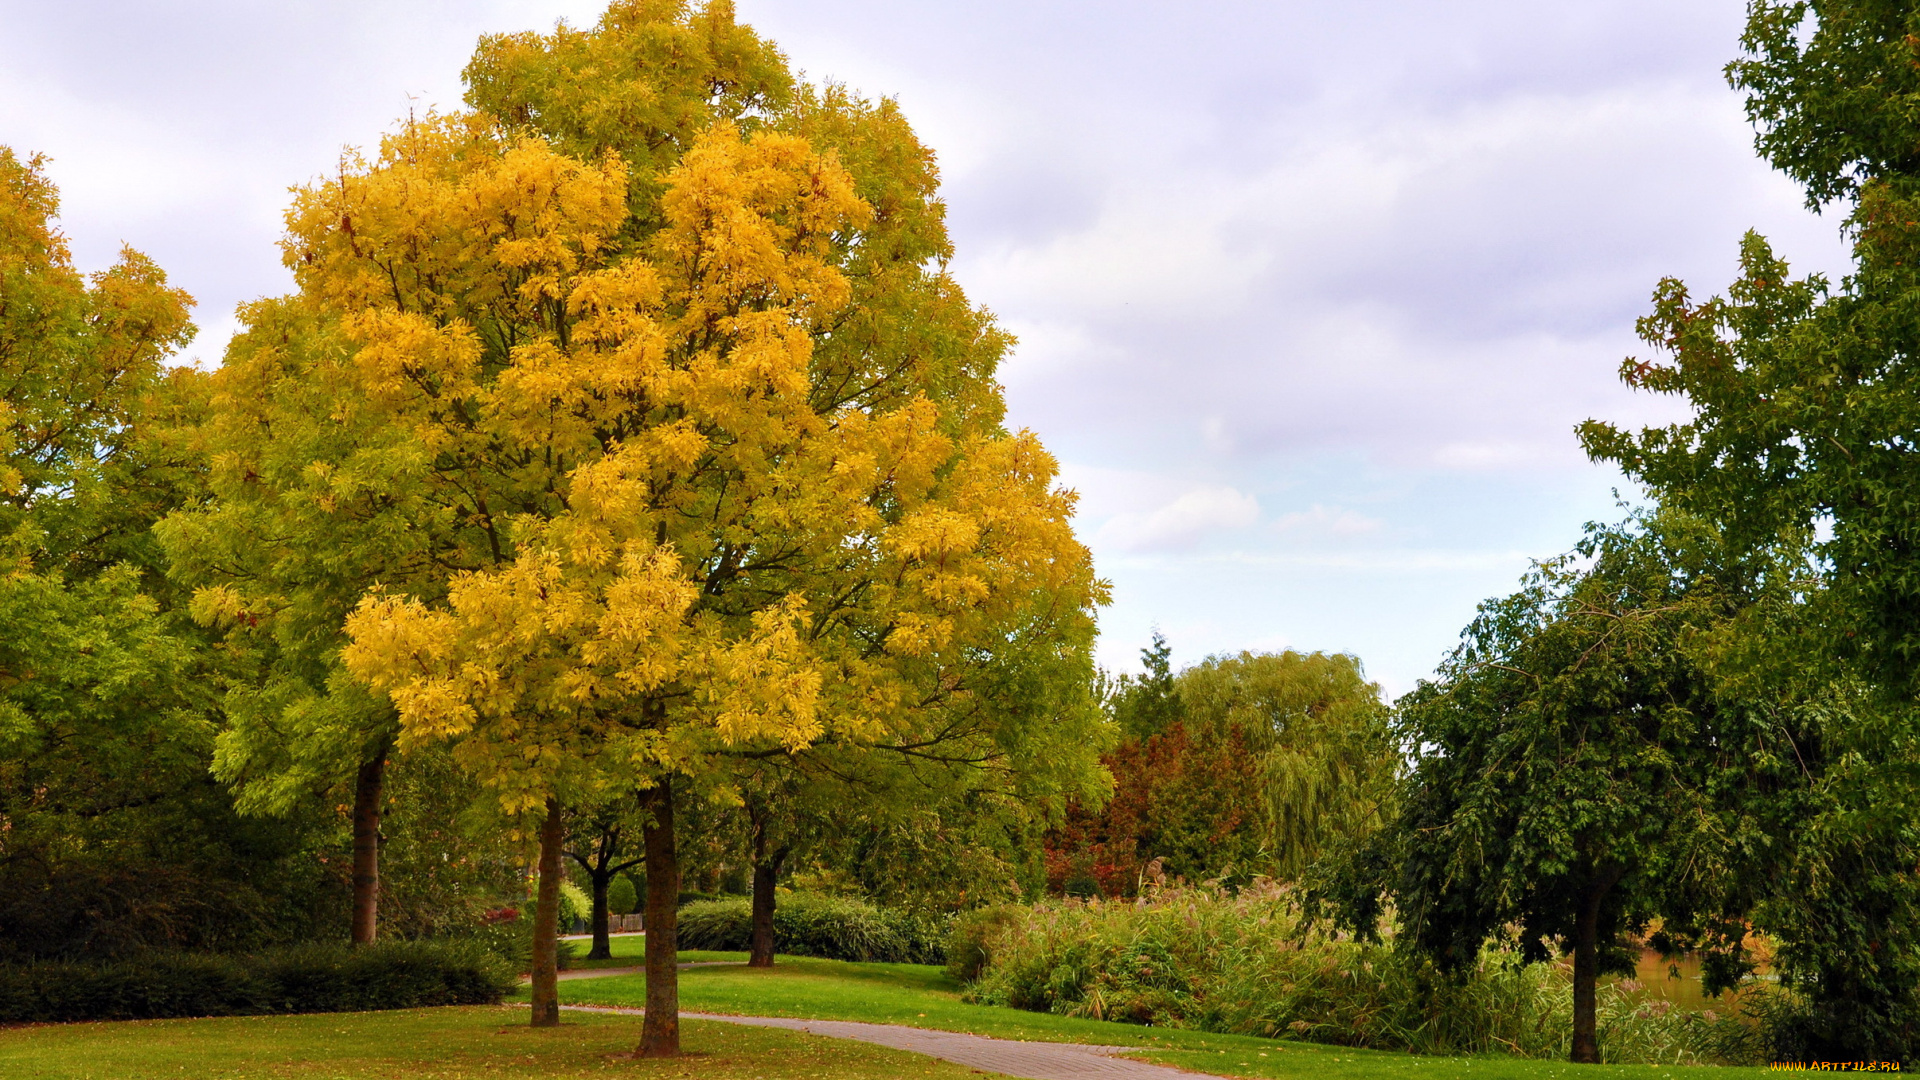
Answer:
[0, 0, 1854, 694]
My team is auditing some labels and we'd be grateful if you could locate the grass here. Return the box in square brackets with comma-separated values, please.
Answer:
[556, 953, 1786, 1080]
[564, 934, 741, 971]
[0, 1004, 988, 1079]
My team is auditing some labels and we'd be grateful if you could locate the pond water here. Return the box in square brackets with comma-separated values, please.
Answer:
[1612, 950, 1749, 1013]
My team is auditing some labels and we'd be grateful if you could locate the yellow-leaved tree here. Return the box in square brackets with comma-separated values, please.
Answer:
[307, 106, 1103, 1050]
[158, 0, 1104, 1050]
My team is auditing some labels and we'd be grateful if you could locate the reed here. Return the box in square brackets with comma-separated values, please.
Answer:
[959, 884, 1767, 1065]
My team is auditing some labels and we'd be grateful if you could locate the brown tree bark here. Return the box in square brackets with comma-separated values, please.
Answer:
[747, 807, 788, 968]
[1570, 869, 1622, 1064]
[589, 872, 613, 961]
[349, 750, 387, 946]
[529, 797, 565, 1028]
[639, 779, 680, 1057]
[749, 856, 787, 967]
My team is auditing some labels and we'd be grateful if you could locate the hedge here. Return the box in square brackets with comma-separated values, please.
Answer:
[675, 893, 948, 964]
[0, 939, 516, 1023]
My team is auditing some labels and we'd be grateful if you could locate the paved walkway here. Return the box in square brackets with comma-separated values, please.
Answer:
[561, 1004, 1228, 1080]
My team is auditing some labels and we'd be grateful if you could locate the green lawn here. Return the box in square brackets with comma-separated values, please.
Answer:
[0, 1005, 987, 1079]
[564, 933, 739, 971]
[556, 953, 1783, 1080]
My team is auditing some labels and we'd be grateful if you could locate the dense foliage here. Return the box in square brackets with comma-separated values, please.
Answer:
[1326, 520, 1807, 1062]
[674, 893, 947, 964]
[25, 0, 1920, 1068]
[0, 147, 358, 963]
[1571, 0, 1920, 1060]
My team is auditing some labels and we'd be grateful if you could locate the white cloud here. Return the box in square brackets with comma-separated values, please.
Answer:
[1097, 486, 1260, 552]
[1273, 504, 1384, 540]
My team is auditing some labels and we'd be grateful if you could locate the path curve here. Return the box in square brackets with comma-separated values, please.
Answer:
[561, 1004, 1229, 1080]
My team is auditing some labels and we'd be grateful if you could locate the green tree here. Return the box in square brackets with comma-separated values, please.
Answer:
[1111, 632, 1181, 741]
[1338, 523, 1751, 1064]
[565, 795, 647, 960]
[1576, 1, 1920, 1056]
[158, 300, 426, 948]
[0, 149, 318, 958]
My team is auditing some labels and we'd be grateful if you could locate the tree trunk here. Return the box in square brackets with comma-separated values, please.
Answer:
[349, 751, 386, 946]
[749, 858, 779, 968]
[529, 797, 564, 1028]
[748, 808, 787, 969]
[1570, 872, 1619, 1065]
[589, 869, 612, 960]
[639, 779, 680, 1057]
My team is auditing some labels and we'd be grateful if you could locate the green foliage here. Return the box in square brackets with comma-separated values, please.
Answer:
[1177, 650, 1395, 882]
[1578, 5, 1920, 1058]
[675, 894, 948, 964]
[370, 749, 526, 940]
[0, 146, 351, 963]
[1728, 0, 1920, 208]
[962, 888, 1761, 1065]
[1110, 632, 1182, 741]
[1328, 519, 1796, 1064]
[557, 881, 590, 929]
[0, 940, 514, 1023]
[1051, 644, 1393, 894]
[608, 875, 638, 916]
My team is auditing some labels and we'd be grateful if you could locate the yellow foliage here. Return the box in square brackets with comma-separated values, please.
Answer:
[284, 90, 1100, 812]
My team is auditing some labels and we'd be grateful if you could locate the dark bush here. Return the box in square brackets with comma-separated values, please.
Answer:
[0, 940, 515, 1023]
[676, 893, 949, 964]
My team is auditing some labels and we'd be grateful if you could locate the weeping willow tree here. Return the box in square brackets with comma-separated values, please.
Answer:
[1177, 651, 1397, 881]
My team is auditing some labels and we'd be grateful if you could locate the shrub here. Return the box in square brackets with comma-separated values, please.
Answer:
[961, 885, 1763, 1066]
[607, 875, 638, 916]
[459, 908, 576, 971]
[676, 893, 949, 964]
[557, 882, 590, 929]
[0, 940, 516, 1023]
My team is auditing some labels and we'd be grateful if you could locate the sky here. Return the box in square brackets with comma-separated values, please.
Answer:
[0, 0, 1856, 695]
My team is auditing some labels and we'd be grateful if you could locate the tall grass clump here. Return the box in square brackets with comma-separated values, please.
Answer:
[958, 884, 1765, 1065]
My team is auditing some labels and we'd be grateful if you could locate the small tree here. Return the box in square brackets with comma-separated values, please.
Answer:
[1112, 632, 1180, 741]
[158, 300, 424, 947]
[1338, 523, 1743, 1064]
[565, 796, 646, 960]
